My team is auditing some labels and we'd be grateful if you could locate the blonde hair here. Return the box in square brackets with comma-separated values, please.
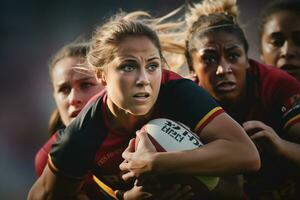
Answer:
[87, 12, 164, 73]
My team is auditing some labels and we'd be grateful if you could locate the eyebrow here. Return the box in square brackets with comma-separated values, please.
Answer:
[147, 56, 160, 61]
[198, 47, 217, 55]
[119, 56, 160, 62]
[56, 77, 94, 86]
[224, 45, 241, 51]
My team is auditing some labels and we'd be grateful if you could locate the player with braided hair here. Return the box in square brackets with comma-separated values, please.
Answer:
[146, 0, 300, 199]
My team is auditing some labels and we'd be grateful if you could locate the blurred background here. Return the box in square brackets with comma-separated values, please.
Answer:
[1, 0, 272, 198]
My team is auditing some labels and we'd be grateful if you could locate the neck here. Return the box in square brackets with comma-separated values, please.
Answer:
[106, 98, 151, 134]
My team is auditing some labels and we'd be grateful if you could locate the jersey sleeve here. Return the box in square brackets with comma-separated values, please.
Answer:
[251, 60, 300, 133]
[34, 133, 58, 176]
[275, 76, 300, 131]
[159, 78, 224, 134]
[48, 96, 108, 179]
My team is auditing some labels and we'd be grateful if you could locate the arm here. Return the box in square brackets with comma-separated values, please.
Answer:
[243, 120, 300, 166]
[27, 165, 86, 200]
[120, 113, 260, 178]
[28, 97, 106, 200]
[115, 182, 194, 200]
[280, 122, 300, 165]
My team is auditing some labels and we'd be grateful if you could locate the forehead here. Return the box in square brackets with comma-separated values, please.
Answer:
[193, 31, 243, 50]
[116, 36, 160, 57]
[52, 57, 93, 82]
[264, 11, 300, 34]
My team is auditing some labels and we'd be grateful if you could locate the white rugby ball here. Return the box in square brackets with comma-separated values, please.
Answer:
[142, 118, 203, 151]
[137, 118, 219, 194]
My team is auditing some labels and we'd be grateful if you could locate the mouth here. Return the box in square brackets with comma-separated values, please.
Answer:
[70, 110, 81, 118]
[280, 64, 300, 71]
[216, 81, 236, 92]
[133, 92, 150, 100]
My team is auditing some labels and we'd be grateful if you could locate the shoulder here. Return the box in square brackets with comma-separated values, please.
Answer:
[249, 59, 299, 87]
[161, 69, 182, 83]
[248, 59, 300, 100]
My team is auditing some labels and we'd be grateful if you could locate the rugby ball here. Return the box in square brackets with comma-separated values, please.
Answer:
[137, 118, 219, 195]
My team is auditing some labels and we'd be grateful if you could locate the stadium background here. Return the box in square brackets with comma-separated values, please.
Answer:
[1, 0, 272, 198]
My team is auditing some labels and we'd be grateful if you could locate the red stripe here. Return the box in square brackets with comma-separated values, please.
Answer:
[196, 109, 224, 133]
[147, 134, 167, 152]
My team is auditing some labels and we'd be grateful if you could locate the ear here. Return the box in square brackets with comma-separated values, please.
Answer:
[96, 71, 107, 86]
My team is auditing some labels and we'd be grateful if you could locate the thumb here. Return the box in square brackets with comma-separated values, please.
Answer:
[136, 130, 156, 152]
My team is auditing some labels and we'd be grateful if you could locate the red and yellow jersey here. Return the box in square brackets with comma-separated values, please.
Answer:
[37, 69, 223, 199]
[206, 59, 300, 200]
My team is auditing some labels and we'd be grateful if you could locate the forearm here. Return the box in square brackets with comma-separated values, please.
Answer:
[27, 165, 84, 200]
[278, 139, 300, 166]
[152, 139, 259, 176]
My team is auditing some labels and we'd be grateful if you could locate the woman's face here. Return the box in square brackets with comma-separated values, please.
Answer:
[261, 11, 300, 80]
[52, 57, 104, 125]
[191, 31, 249, 104]
[100, 36, 162, 116]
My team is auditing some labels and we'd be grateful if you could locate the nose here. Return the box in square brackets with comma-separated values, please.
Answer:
[216, 61, 232, 76]
[281, 40, 296, 59]
[136, 68, 150, 86]
[68, 89, 83, 107]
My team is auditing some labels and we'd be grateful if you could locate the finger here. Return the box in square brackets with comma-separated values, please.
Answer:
[128, 138, 136, 152]
[122, 138, 135, 159]
[243, 121, 273, 132]
[136, 131, 156, 152]
[122, 149, 133, 161]
[121, 171, 136, 181]
[119, 159, 130, 171]
[250, 130, 268, 140]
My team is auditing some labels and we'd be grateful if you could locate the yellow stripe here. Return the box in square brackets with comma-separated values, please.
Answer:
[284, 114, 300, 129]
[92, 175, 117, 199]
[47, 155, 59, 172]
[195, 107, 223, 132]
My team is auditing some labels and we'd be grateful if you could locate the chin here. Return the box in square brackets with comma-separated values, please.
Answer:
[216, 93, 239, 106]
[129, 106, 152, 116]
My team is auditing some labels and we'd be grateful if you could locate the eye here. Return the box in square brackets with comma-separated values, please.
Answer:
[119, 63, 136, 72]
[270, 35, 285, 47]
[58, 85, 71, 95]
[147, 62, 159, 72]
[202, 54, 218, 66]
[228, 53, 240, 62]
[80, 82, 96, 90]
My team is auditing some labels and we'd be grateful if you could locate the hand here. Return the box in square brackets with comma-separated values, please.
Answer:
[120, 130, 157, 182]
[243, 120, 284, 154]
[115, 185, 152, 200]
[115, 184, 194, 200]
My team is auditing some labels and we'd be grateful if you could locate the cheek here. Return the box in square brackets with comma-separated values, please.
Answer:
[195, 67, 215, 86]
[82, 87, 103, 103]
[54, 94, 70, 124]
[107, 75, 133, 100]
[261, 43, 277, 63]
